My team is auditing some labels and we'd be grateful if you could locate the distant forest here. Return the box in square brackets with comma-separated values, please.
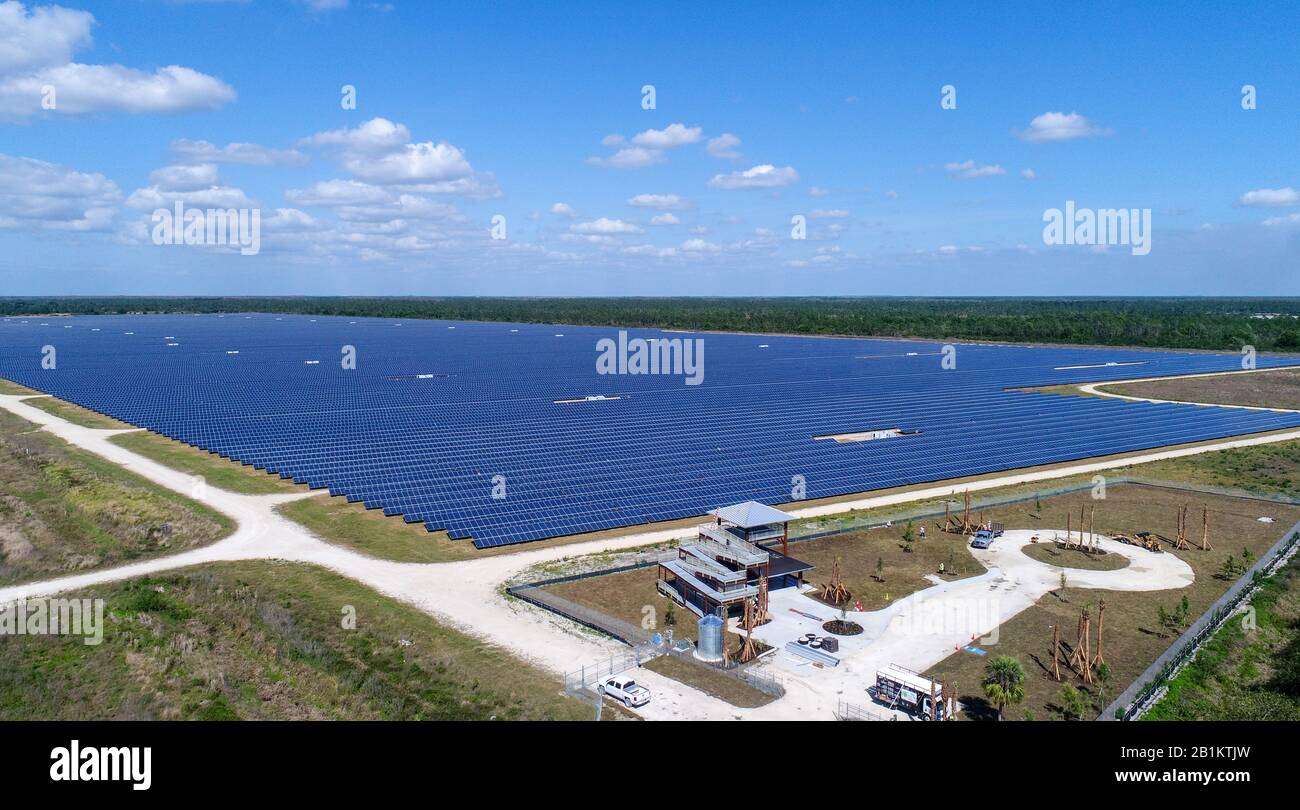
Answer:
[3, 297, 1300, 352]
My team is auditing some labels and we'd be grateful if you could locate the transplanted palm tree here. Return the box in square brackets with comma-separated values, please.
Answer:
[982, 655, 1027, 721]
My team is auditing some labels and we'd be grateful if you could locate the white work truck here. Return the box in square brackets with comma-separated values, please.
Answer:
[598, 676, 652, 708]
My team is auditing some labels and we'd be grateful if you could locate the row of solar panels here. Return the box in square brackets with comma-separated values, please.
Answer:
[3, 314, 1299, 547]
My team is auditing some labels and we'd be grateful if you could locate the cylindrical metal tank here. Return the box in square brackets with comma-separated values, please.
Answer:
[694, 613, 724, 663]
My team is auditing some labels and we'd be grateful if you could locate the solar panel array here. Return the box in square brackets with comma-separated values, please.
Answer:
[2, 313, 1298, 548]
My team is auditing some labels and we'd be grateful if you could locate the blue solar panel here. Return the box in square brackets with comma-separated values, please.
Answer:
[2, 313, 1299, 548]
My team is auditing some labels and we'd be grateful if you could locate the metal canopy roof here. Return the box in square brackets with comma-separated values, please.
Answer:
[711, 501, 797, 528]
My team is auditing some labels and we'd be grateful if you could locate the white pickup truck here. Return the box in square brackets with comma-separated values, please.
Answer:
[599, 676, 652, 708]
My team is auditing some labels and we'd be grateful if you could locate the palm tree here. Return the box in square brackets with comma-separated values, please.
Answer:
[982, 656, 1026, 721]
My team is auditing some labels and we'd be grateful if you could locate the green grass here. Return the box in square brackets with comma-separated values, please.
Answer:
[1021, 542, 1130, 571]
[0, 560, 591, 720]
[1145, 551, 1300, 720]
[0, 378, 37, 395]
[1125, 439, 1300, 497]
[0, 409, 232, 586]
[641, 654, 775, 708]
[110, 431, 303, 495]
[20, 396, 131, 430]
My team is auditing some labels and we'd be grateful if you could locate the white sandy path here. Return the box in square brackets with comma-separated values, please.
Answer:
[0, 392, 1265, 720]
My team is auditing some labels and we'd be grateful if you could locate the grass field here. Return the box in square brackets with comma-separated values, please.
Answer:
[20, 397, 132, 430]
[923, 484, 1300, 720]
[1122, 438, 1300, 497]
[0, 409, 232, 586]
[642, 654, 775, 708]
[0, 560, 590, 720]
[0, 379, 37, 395]
[1144, 554, 1300, 721]
[1021, 542, 1129, 571]
[1098, 368, 1300, 411]
[110, 431, 304, 495]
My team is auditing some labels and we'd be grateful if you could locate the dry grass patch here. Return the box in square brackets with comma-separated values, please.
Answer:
[1021, 542, 1129, 571]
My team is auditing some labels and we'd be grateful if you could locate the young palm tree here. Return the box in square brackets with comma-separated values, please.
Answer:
[982, 655, 1026, 721]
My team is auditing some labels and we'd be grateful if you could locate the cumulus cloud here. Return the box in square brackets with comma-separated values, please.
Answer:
[586, 146, 664, 169]
[626, 193, 690, 210]
[708, 164, 800, 190]
[148, 163, 220, 191]
[125, 182, 254, 212]
[300, 117, 411, 154]
[550, 201, 577, 217]
[570, 217, 643, 234]
[706, 133, 741, 159]
[171, 139, 308, 167]
[300, 117, 498, 197]
[285, 179, 392, 207]
[0, 152, 120, 230]
[631, 123, 702, 149]
[809, 209, 849, 219]
[649, 213, 680, 225]
[1021, 168, 1036, 180]
[1239, 187, 1299, 207]
[944, 159, 1006, 179]
[1016, 111, 1112, 142]
[0, 3, 235, 120]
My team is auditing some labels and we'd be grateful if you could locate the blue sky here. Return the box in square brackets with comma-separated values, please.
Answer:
[1, 0, 1298, 296]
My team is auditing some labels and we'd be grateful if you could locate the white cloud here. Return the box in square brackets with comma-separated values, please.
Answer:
[706, 133, 742, 159]
[708, 164, 800, 190]
[125, 183, 254, 211]
[626, 193, 690, 210]
[1021, 168, 1036, 180]
[301, 117, 497, 197]
[809, 209, 849, 219]
[301, 117, 411, 154]
[944, 159, 1006, 179]
[570, 217, 643, 234]
[600, 133, 624, 146]
[0, 63, 236, 119]
[343, 141, 473, 185]
[0, 1, 92, 73]
[550, 202, 577, 217]
[587, 146, 664, 169]
[680, 238, 721, 252]
[631, 123, 702, 149]
[286, 179, 392, 207]
[883, 190, 899, 199]
[171, 139, 308, 167]
[808, 186, 830, 197]
[1239, 187, 1299, 207]
[1262, 212, 1300, 226]
[0, 4, 235, 119]
[1016, 111, 1113, 142]
[0, 152, 120, 231]
[649, 213, 680, 225]
[148, 163, 220, 191]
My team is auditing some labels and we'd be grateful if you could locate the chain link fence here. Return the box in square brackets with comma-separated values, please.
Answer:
[1102, 518, 1300, 721]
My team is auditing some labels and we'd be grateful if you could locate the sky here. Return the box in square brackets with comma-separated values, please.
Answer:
[0, 0, 1298, 297]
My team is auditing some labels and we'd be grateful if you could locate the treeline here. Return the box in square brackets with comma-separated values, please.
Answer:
[3, 297, 1300, 351]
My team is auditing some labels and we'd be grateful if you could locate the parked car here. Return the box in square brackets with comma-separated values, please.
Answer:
[970, 529, 998, 549]
[599, 676, 652, 708]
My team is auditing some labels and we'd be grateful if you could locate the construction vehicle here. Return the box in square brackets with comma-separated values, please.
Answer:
[871, 664, 947, 720]
[1116, 531, 1163, 553]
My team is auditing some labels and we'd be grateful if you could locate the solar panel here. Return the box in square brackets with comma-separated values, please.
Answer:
[2, 313, 1298, 548]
